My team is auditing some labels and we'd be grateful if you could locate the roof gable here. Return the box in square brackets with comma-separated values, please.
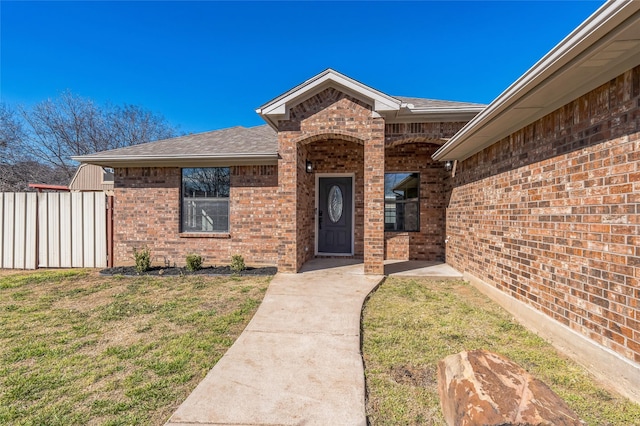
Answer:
[256, 69, 402, 128]
[257, 69, 485, 127]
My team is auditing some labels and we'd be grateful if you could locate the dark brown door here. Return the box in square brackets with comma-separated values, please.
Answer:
[318, 177, 352, 254]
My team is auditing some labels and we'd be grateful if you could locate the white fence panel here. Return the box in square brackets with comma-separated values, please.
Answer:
[60, 195, 73, 268]
[1, 192, 107, 270]
[82, 192, 106, 268]
[38, 192, 107, 269]
[0, 192, 38, 269]
[70, 192, 84, 267]
[41, 193, 61, 267]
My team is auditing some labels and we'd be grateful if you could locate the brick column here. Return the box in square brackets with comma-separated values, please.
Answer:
[277, 132, 299, 272]
[363, 116, 385, 274]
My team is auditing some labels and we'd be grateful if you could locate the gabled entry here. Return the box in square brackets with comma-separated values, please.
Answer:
[316, 175, 354, 255]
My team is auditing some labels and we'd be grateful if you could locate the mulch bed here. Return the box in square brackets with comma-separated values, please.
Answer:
[100, 265, 277, 276]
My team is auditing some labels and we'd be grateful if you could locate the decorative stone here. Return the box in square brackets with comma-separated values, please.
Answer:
[437, 349, 583, 426]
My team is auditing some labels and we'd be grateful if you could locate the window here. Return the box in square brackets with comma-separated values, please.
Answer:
[181, 167, 230, 233]
[102, 167, 114, 183]
[384, 172, 419, 232]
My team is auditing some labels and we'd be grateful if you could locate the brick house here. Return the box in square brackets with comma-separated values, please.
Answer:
[76, 1, 640, 401]
[75, 69, 484, 274]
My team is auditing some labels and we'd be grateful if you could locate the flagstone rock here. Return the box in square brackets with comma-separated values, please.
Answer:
[437, 349, 584, 426]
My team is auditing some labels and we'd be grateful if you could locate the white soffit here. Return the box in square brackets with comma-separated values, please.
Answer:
[390, 106, 486, 123]
[433, 0, 640, 161]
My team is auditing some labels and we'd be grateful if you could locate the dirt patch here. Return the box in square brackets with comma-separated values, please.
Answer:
[54, 285, 122, 312]
[391, 365, 437, 387]
[99, 317, 153, 347]
[100, 265, 277, 276]
[452, 282, 495, 309]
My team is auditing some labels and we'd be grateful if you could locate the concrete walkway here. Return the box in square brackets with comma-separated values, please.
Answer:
[166, 259, 383, 426]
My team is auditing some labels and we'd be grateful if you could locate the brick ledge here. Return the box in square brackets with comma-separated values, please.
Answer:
[179, 232, 231, 239]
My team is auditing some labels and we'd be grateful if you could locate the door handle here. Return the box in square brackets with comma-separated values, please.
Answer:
[319, 210, 323, 230]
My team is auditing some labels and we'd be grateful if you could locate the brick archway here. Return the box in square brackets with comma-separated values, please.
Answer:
[294, 131, 365, 147]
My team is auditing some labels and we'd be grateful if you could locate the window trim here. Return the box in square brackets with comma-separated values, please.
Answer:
[384, 171, 420, 233]
[180, 167, 231, 234]
[102, 167, 114, 184]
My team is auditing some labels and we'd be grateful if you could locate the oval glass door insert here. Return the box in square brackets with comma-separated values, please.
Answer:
[328, 185, 343, 223]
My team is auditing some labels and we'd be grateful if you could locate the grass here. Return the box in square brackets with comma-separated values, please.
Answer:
[0, 269, 271, 425]
[362, 277, 640, 426]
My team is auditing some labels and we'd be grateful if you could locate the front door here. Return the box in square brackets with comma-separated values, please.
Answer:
[317, 176, 353, 254]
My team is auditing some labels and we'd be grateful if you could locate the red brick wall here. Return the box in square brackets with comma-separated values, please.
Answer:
[297, 143, 314, 265]
[385, 122, 468, 145]
[288, 140, 454, 264]
[385, 143, 448, 261]
[447, 66, 640, 363]
[277, 87, 385, 273]
[113, 165, 279, 267]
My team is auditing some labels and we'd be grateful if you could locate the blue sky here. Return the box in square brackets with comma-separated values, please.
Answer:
[2, 1, 604, 134]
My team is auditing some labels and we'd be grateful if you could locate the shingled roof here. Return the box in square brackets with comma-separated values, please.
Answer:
[74, 69, 488, 168]
[394, 96, 486, 110]
[73, 125, 278, 167]
[256, 69, 485, 128]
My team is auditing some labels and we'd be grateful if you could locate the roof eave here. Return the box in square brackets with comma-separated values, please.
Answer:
[72, 154, 279, 168]
[433, 0, 640, 161]
[387, 106, 486, 123]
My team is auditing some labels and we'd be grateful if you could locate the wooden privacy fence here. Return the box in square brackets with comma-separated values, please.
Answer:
[0, 192, 113, 269]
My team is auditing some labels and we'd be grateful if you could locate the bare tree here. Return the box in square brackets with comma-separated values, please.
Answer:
[0, 91, 179, 190]
[106, 103, 176, 150]
[0, 103, 25, 149]
[18, 92, 107, 179]
[0, 104, 31, 191]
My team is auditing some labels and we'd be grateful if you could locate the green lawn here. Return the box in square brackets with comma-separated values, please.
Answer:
[362, 277, 640, 426]
[0, 269, 271, 425]
[4, 270, 639, 425]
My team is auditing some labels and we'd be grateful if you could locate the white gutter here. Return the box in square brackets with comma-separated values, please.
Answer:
[408, 106, 486, 114]
[433, 0, 640, 160]
[72, 153, 279, 167]
[73, 153, 278, 161]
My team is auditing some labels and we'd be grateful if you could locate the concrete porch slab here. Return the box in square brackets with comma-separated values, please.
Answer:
[384, 260, 463, 278]
[298, 257, 464, 279]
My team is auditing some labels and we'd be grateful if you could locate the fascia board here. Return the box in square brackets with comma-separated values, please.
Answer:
[444, 44, 640, 159]
[257, 69, 401, 119]
[433, 0, 640, 161]
[386, 106, 485, 124]
[408, 106, 486, 113]
[386, 112, 484, 124]
[72, 154, 279, 168]
[257, 69, 334, 113]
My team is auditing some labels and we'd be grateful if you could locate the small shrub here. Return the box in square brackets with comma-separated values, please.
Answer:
[186, 254, 203, 272]
[133, 247, 151, 274]
[230, 254, 245, 273]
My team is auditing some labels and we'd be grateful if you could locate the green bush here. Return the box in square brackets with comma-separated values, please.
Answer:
[133, 247, 151, 274]
[230, 254, 245, 273]
[186, 254, 203, 272]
